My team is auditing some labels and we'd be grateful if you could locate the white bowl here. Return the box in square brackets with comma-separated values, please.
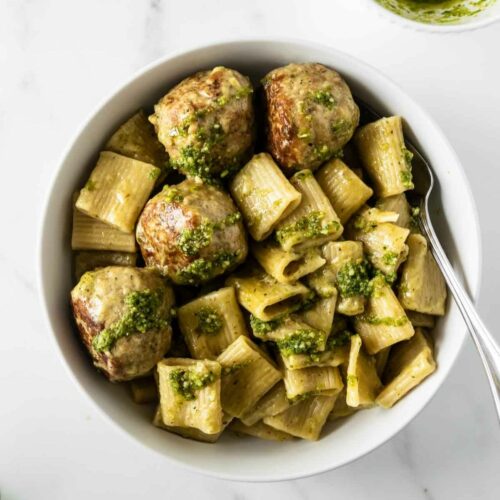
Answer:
[364, 0, 500, 32]
[38, 39, 481, 482]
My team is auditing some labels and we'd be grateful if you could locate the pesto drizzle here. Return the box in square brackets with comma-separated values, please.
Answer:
[92, 289, 167, 352]
[195, 307, 223, 335]
[169, 368, 217, 400]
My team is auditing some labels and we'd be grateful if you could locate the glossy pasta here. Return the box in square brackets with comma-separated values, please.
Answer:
[68, 67, 447, 446]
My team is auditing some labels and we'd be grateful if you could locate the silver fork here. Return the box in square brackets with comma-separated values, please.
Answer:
[358, 100, 500, 422]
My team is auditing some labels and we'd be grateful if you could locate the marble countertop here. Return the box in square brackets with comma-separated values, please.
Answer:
[1, 0, 499, 498]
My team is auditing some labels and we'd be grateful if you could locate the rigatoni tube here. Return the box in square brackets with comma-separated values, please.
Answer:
[275, 170, 343, 252]
[229, 153, 301, 241]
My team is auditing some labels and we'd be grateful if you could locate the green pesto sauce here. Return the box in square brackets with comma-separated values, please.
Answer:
[353, 215, 377, 232]
[326, 329, 353, 349]
[250, 315, 283, 335]
[169, 368, 217, 400]
[288, 392, 315, 403]
[410, 205, 421, 229]
[84, 179, 96, 191]
[294, 169, 314, 181]
[382, 251, 399, 267]
[311, 88, 336, 109]
[336, 260, 373, 298]
[148, 168, 161, 181]
[277, 329, 327, 356]
[195, 307, 223, 334]
[92, 289, 167, 352]
[331, 120, 351, 136]
[176, 250, 240, 285]
[162, 186, 184, 203]
[376, 0, 495, 25]
[177, 212, 241, 257]
[361, 315, 409, 327]
[276, 211, 340, 245]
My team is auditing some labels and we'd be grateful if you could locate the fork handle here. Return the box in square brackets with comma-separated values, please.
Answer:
[419, 213, 500, 423]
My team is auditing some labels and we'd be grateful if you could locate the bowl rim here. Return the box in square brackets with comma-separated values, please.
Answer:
[363, 0, 500, 33]
[37, 37, 483, 482]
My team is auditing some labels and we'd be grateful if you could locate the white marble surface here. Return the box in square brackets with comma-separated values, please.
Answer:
[1, 0, 499, 498]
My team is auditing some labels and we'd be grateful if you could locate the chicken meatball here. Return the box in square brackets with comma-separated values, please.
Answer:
[149, 66, 255, 182]
[136, 179, 248, 285]
[262, 63, 359, 172]
[71, 266, 175, 382]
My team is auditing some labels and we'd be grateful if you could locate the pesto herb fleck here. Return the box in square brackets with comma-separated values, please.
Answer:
[249, 315, 283, 336]
[92, 289, 167, 352]
[176, 251, 239, 285]
[195, 307, 223, 335]
[177, 212, 241, 257]
[326, 329, 353, 349]
[360, 315, 408, 327]
[276, 211, 340, 246]
[277, 329, 326, 356]
[169, 368, 217, 400]
[311, 88, 336, 109]
[382, 251, 399, 267]
[163, 186, 184, 203]
[84, 179, 96, 191]
[148, 168, 161, 180]
[336, 260, 373, 298]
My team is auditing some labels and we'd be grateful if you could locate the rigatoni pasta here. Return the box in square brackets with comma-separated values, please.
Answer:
[264, 394, 338, 441]
[105, 110, 169, 169]
[398, 234, 447, 315]
[275, 170, 343, 252]
[345, 334, 382, 407]
[354, 276, 414, 354]
[76, 151, 160, 233]
[354, 116, 414, 197]
[376, 329, 436, 408]
[252, 241, 326, 284]
[217, 336, 281, 418]
[157, 358, 223, 435]
[316, 158, 373, 224]
[226, 266, 311, 321]
[177, 286, 248, 360]
[230, 153, 302, 241]
[71, 193, 137, 253]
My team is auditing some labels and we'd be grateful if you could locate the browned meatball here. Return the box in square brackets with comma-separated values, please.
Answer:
[262, 63, 359, 172]
[136, 179, 248, 285]
[149, 66, 255, 182]
[70, 267, 175, 382]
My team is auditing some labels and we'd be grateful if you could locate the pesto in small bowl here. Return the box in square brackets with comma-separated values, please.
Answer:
[376, 0, 496, 25]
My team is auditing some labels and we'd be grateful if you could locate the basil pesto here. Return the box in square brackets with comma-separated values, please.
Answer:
[326, 329, 353, 349]
[169, 368, 217, 400]
[195, 307, 223, 335]
[176, 250, 240, 285]
[92, 289, 167, 352]
[376, 0, 496, 25]
[336, 260, 373, 298]
[276, 211, 340, 245]
[311, 88, 336, 109]
[179, 211, 243, 258]
[277, 329, 327, 356]
[249, 315, 283, 336]
[360, 315, 409, 327]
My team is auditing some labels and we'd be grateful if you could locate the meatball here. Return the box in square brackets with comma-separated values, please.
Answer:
[262, 63, 360, 172]
[136, 179, 248, 285]
[71, 266, 175, 382]
[149, 66, 255, 182]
